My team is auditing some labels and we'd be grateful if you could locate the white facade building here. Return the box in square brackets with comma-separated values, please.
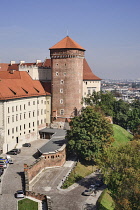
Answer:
[0, 71, 51, 153]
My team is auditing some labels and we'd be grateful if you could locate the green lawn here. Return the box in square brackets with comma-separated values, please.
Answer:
[62, 161, 97, 189]
[97, 189, 115, 210]
[18, 198, 38, 210]
[112, 124, 133, 147]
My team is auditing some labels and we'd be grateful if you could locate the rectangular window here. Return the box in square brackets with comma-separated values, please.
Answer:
[60, 109, 64, 115]
[8, 107, 10, 113]
[33, 101, 35, 105]
[41, 119, 43, 124]
[16, 127, 18, 132]
[20, 105, 22, 111]
[41, 100, 43, 104]
[24, 124, 26, 129]
[44, 101, 46, 104]
[24, 113, 26, 119]
[41, 109, 43, 115]
[37, 120, 39, 126]
[28, 102, 30, 106]
[16, 115, 18, 121]
[29, 112, 31, 118]
[8, 129, 10, 135]
[12, 115, 14, 122]
[24, 104, 26, 110]
[16, 106, 18, 111]
[44, 118, 46, 123]
[12, 128, 14, 134]
[44, 109, 46, 114]
[8, 117, 10, 124]
[33, 111, 35, 117]
[33, 122, 34, 127]
[29, 123, 30, 128]
[37, 110, 39, 116]
[37, 100, 39, 104]
[20, 125, 21, 131]
[20, 114, 22, 120]
[12, 106, 14, 112]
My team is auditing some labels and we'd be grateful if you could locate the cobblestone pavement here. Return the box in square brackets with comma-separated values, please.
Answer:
[0, 138, 104, 210]
[0, 139, 48, 210]
[32, 165, 105, 210]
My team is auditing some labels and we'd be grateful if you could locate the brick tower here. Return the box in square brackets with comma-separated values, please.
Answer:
[49, 36, 85, 123]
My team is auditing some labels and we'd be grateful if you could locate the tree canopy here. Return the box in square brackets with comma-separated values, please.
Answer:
[67, 106, 114, 161]
[97, 140, 140, 210]
[84, 91, 140, 134]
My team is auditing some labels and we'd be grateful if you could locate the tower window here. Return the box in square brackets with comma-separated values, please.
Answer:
[60, 89, 63, 93]
[60, 99, 63, 104]
[60, 80, 64, 84]
[63, 72, 66, 76]
[60, 109, 64, 115]
[56, 72, 59, 76]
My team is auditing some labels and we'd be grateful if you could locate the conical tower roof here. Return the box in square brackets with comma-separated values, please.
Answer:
[49, 36, 85, 51]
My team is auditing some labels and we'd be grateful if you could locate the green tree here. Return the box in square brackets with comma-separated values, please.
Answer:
[97, 140, 140, 210]
[67, 106, 114, 161]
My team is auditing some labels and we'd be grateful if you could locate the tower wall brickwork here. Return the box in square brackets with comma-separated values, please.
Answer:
[50, 49, 85, 122]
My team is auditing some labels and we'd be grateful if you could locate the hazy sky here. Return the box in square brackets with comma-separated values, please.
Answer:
[0, 0, 140, 80]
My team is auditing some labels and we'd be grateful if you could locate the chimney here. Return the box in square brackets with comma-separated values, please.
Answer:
[20, 61, 25, 65]
[10, 61, 16, 65]
[36, 59, 41, 64]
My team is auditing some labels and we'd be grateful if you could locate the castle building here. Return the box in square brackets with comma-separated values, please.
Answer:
[0, 36, 101, 152]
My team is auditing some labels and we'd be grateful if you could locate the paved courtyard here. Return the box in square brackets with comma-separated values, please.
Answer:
[0, 138, 104, 210]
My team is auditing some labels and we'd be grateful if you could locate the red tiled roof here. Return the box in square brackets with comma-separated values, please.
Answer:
[0, 71, 48, 100]
[49, 36, 85, 51]
[43, 59, 51, 68]
[8, 64, 19, 71]
[83, 59, 101, 81]
[0, 63, 9, 71]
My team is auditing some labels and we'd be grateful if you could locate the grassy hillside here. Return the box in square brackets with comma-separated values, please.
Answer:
[112, 124, 133, 147]
[97, 189, 115, 210]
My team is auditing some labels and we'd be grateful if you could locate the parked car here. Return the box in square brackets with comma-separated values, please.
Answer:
[12, 149, 21, 154]
[0, 168, 4, 176]
[8, 159, 14, 164]
[7, 150, 18, 155]
[15, 190, 24, 198]
[82, 187, 95, 196]
[22, 143, 31, 147]
[0, 162, 7, 169]
[0, 163, 7, 168]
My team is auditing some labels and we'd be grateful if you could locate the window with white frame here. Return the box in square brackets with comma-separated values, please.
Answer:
[8, 117, 10, 124]
[8, 107, 10, 113]
[16, 115, 18, 121]
[60, 80, 64, 84]
[60, 89, 63, 93]
[60, 109, 64, 115]
[12, 106, 14, 112]
[60, 99, 63, 104]
[12, 115, 14, 122]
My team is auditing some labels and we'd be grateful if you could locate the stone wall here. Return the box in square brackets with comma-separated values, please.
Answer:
[24, 145, 66, 183]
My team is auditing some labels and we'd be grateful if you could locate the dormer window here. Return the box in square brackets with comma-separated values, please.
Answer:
[22, 88, 28, 94]
[34, 87, 39, 93]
